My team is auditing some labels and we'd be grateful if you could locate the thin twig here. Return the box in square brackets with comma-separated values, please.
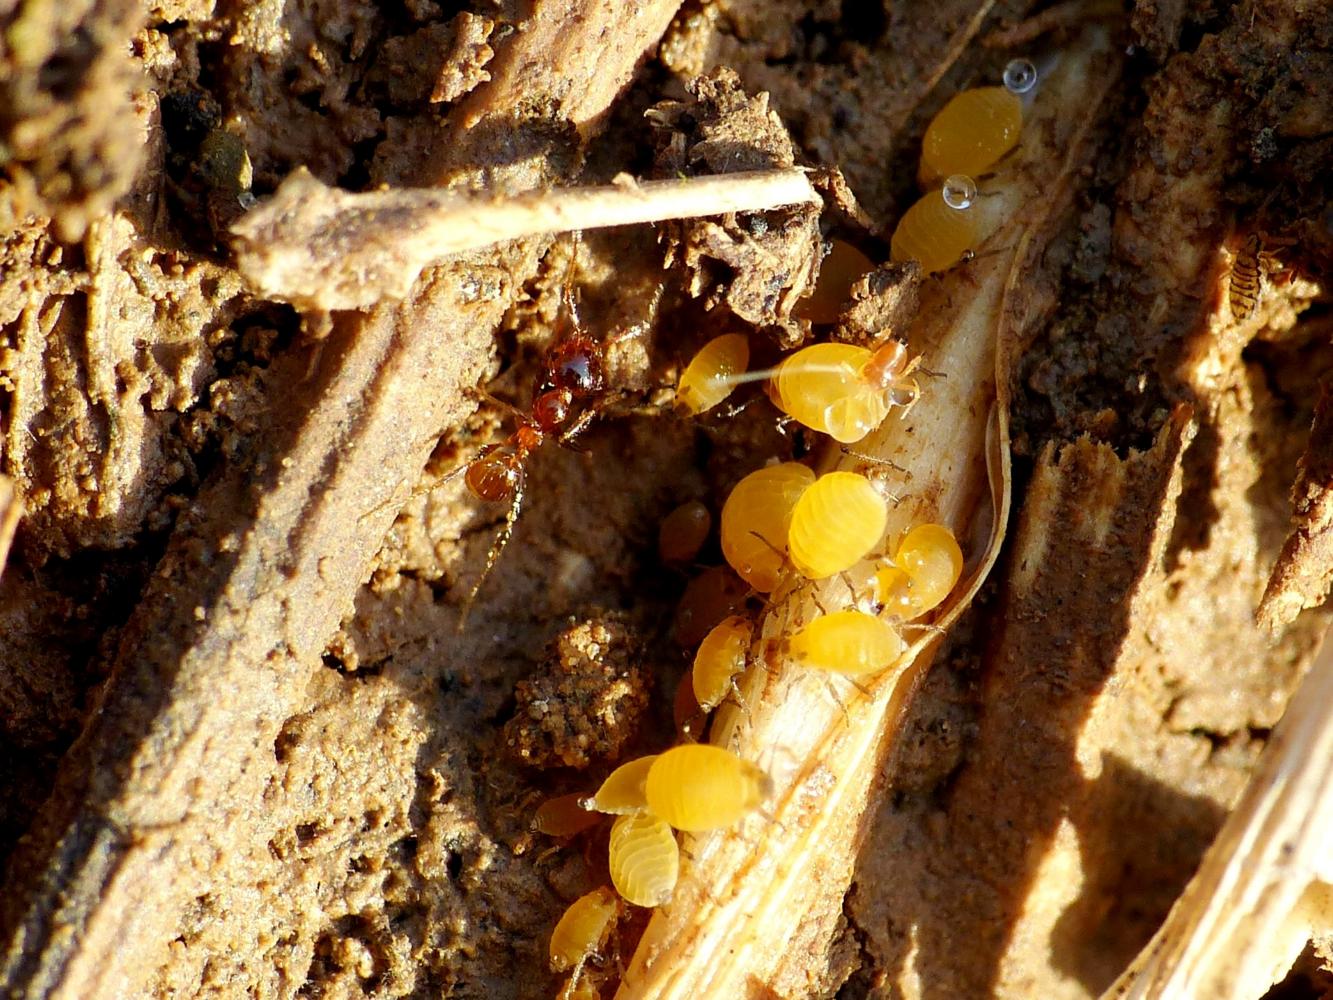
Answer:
[231, 168, 820, 312]
[0, 476, 19, 580]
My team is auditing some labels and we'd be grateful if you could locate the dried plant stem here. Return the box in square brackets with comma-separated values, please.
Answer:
[618, 29, 1118, 999]
[232, 168, 819, 312]
[1104, 638, 1333, 1000]
[0, 476, 19, 579]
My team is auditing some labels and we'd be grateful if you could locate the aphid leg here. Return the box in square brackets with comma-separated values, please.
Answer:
[534, 843, 564, 867]
[456, 469, 526, 633]
[557, 959, 588, 1000]
[709, 394, 767, 420]
[721, 678, 754, 728]
[841, 446, 907, 474]
[903, 621, 948, 637]
[820, 676, 851, 723]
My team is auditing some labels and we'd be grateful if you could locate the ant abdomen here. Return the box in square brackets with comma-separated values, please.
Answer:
[465, 448, 521, 503]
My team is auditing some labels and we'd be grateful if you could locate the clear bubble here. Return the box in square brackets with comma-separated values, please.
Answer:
[1003, 58, 1038, 94]
[941, 175, 976, 210]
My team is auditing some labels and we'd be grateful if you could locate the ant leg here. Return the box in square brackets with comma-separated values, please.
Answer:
[557, 407, 600, 448]
[456, 471, 525, 633]
[470, 387, 529, 426]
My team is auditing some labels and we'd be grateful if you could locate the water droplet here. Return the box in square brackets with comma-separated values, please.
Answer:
[1003, 58, 1037, 94]
[941, 175, 976, 211]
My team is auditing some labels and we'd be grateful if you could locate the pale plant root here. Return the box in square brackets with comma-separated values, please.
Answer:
[616, 26, 1121, 999]
[1102, 638, 1333, 1000]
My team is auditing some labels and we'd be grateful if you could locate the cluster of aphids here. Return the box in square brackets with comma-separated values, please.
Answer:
[501, 58, 1041, 999]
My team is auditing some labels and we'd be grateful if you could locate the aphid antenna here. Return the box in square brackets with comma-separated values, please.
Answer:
[455, 469, 527, 633]
[917, 365, 947, 379]
[707, 393, 767, 421]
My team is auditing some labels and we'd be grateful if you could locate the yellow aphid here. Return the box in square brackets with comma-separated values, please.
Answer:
[644, 744, 772, 833]
[533, 793, 602, 837]
[787, 471, 888, 579]
[920, 86, 1022, 182]
[658, 499, 711, 566]
[788, 609, 905, 676]
[608, 812, 680, 907]
[676, 333, 750, 415]
[581, 755, 658, 815]
[549, 886, 621, 971]
[768, 340, 921, 443]
[890, 187, 981, 275]
[691, 615, 752, 712]
[875, 522, 964, 618]
[720, 462, 816, 592]
[797, 239, 874, 324]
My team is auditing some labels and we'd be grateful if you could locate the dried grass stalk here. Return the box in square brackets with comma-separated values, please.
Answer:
[231, 168, 819, 312]
[618, 27, 1119, 999]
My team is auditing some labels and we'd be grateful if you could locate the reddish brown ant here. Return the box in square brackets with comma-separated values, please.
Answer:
[455, 276, 611, 628]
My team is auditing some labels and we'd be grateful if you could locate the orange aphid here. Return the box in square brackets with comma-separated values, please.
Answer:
[691, 615, 752, 713]
[787, 609, 905, 676]
[658, 500, 711, 566]
[549, 886, 621, 971]
[920, 86, 1023, 183]
[582, 755, 658, 815]
[875, 523, 964, 618]
[890, 186, 981, 275]
[675, 333, 750, 415]
[672, 565, 749, 647]
[608, 812, 680, 907]
[644, 744, 772, 833]
[719, 462, 816, 592]
[797, 239, 875, 324]
[767, 340, 921, 443]
[533, 793, 602, 838]
[786, 471, 888, 580]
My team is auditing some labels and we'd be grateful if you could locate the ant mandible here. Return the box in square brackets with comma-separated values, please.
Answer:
[456, 273, 610, 628]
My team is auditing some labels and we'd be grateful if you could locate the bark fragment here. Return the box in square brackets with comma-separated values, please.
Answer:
[1258, 379, 1333, 629]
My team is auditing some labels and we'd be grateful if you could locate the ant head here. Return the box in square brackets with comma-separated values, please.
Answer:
[531, 388, 574, 432]
[544, 336, 606, 398]
[861, 339, 910, 390]
[465, 447, 522, 503]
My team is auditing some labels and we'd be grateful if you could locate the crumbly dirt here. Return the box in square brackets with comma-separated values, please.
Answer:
[1, 1, 1331, 999]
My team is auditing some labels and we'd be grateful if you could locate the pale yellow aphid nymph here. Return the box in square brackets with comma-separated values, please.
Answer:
[787, 609, 906, 676]
[549, 886, 621, 971]
[720, 462, 816, 592]
[643, 744, 773, 833]
[920, 86, 1023, 183]
[875, 522, 964, 618]
[691, 615, 753, 713]
[787, 470, 889, 580]
[767, 341, 920, 443]
[675, 333, 750, 415]
[890, 187, 981, 275]
[581, 754, 658, 815]
[608, 812, 680, 907]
